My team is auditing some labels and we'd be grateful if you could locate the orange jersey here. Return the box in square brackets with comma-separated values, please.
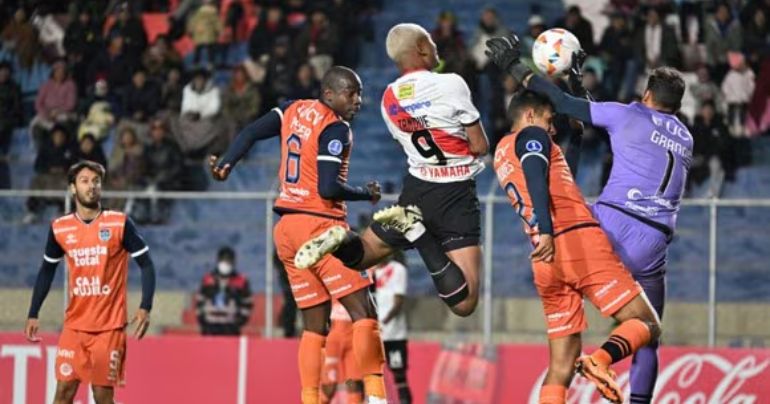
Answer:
[50, 211, 142, 332]
[274, 99, 351, 219]
[493, 129, 596, 240]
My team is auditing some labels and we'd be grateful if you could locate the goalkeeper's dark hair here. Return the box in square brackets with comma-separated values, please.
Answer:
[67, 160, 106, 185]
[646, 67, 685, 113]
[508, 89, 554, 127]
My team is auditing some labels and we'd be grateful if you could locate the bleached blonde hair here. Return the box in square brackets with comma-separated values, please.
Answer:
[385, 23, 430, 63]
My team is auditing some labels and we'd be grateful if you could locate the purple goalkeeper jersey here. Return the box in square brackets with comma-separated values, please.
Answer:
[590, 102, 693, 230]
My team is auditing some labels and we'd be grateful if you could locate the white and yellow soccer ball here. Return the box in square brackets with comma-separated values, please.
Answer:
[531, 28, 582, 77]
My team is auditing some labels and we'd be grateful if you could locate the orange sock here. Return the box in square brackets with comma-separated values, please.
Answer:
[352, 319, 386, 398]
[299, 331, 326, 404]
[593, 318, 651, 366]
[539, 384, 567, 404]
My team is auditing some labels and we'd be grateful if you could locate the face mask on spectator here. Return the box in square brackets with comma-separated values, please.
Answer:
[217, 261, 233, 276]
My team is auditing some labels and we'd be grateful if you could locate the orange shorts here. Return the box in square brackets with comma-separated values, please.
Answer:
[321, 320, 361, 384]
[274, 214, 372, 309]
[55, 327, 126, 387]
[532, 226, 642, 339]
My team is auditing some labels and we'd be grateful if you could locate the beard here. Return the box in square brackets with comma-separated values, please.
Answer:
[75, 191, 100, 209]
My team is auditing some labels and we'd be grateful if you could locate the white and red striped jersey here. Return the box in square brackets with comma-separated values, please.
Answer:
[380, 70, 485, 183]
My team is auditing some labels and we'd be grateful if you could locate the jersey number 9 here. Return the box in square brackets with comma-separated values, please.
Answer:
[411, 130, 447, 166]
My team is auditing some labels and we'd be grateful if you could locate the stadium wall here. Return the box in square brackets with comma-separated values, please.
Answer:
[1, 333, 768, 404]
[2, 289, 769, 347]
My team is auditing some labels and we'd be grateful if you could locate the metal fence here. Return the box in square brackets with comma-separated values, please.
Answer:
[2, 189, 770, 347]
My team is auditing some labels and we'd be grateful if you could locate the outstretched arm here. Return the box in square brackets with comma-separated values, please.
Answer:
[486, 35, 593, 123]
[211, 104, 291, 180]
[526, 75, 592, 123]
[317, 122, 381, 203]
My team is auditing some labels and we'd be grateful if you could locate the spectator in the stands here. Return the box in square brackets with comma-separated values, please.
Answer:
[1, 8, 40, 69]
[88, 34, 137, 92]
[288, 63, 320, 100]
[161, 66, 184, 114]
[32, 6, 66, 60]
[285, 0, 310, 33]
[295, 9, 339, 80]
[107, 2, 148, 61]
[328, 0, 370, 68]
[679, 2, 706, 71]
[432, 11, 474, 84]
[690, 65, 724, 112]
[705, 3, 743, 82]
[248, 5, 289, 62]
[555, 5, 595, 55]
[521, 15, 547, 60]
[75, 133, 108, 168]
[0, 62, 22, 189]
[634, 7, 682, 70]
[196, 247, 254, 336]
[741, 0, 770, 24]
[142, 34, 183, 81]
[691, 100, 736, 193]
[121, 68, 161, 140]
[176, 67, 226, 159]
[470, 7, 510, 73]
[78, 79, 117, 142]
[143, 118, 184, 223]
[222, 65, 262, 138]
[187, 0, 224, 66]
[264, 36, 296, 106]
[220, 0, 249, 62]
[722, 52, 756, 137]
[599, 12, 635, 100]
[31, 59, 77, 149]
[25, 125, 75, 223]
[743, 8, 769, 68]
[109, 126, 145, 194]
[64, 6, 102, 62]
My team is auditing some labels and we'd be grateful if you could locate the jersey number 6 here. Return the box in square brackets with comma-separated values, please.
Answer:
[411, 130, 447, 166]
[285, 134, 301, 183]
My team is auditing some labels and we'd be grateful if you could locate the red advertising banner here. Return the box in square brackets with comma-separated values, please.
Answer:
[1, 333, 768, 404]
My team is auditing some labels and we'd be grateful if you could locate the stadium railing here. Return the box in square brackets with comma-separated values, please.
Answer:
[2, 189, 770, 347]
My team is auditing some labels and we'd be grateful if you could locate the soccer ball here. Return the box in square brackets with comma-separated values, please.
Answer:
[531, 28, 582, 77]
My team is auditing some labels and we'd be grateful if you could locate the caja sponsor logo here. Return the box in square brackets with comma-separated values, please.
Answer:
[72, 276, 112, 297]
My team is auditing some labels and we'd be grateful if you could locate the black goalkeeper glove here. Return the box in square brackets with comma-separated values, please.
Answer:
[567, 49, 593, 100]
[485, 34, 533, 83]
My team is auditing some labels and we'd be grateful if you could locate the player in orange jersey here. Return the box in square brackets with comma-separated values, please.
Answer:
[24, 161, 156, 404]
[491, 91, 662, 404]
[321, 300, 363, 404]
[210, 66, 387, 404]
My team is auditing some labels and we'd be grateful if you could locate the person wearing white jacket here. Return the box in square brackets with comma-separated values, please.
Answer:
[176, 67, 226, 159]
[721, 52, 755, 137]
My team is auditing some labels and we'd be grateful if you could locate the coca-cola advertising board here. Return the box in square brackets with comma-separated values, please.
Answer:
[0, 333, 767, 403]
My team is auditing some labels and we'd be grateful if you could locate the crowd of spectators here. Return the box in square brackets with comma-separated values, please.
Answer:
[1, 0, 769, 222]
[0, 0, 378, 223]
[436, 1, 770, 195]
